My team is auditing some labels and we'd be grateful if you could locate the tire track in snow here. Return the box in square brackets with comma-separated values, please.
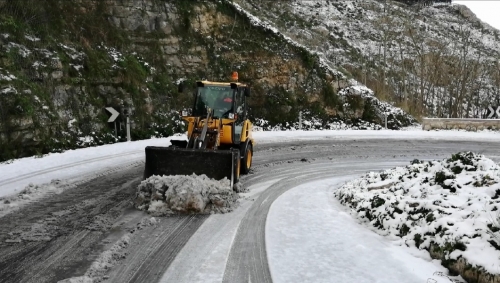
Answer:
[222, 163, 390, 283]
[104, 215, 208, 283]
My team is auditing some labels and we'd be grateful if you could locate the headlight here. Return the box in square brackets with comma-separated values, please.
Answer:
[228, 113, 235, 119]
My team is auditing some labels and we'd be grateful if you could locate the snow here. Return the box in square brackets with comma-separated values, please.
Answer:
[32, 61, 46, 69]
[267, 177, 462, 283]
[135, 174, 238, 214]
[231, 0, 500, 118]
[6, 42, 31, 57]
[0, 128, 498, 217]
[71, 64, 83, 71]
[334, 152, 500, 276]
[99, 45, 124, 69]
[0, 73, 16, 81]
[1, 129, 500, 281]
[0, 86, 17, 94]
[1, 129, 499, 201]
[59, 44, 85, 60]
[59, 218, 158, 283]
[25, 35, 40, 42]
[253, 128, 500, 144]
[0, 136, 185, 200]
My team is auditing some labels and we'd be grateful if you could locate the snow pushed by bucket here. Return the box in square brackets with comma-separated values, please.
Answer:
[134, 174, 239, 215]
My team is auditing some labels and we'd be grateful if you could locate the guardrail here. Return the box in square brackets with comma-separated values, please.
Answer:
[422, 118, 500, 131]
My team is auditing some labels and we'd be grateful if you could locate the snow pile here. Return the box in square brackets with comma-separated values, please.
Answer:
[134, 174, 239, 215]
[335, 152, 500, 280]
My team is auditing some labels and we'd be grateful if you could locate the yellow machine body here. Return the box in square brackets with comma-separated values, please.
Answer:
[144, 80, 254, 187]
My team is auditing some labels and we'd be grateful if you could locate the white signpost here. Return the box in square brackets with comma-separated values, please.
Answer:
[298, 111, 302, 130]
[126, 116, 131, 142]
[106, 107, 120, 137]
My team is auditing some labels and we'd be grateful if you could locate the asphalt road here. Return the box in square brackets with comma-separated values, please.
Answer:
[0, 138, 499, 283]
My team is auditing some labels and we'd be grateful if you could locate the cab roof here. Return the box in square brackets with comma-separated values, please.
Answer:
[197, 80, 248, 87]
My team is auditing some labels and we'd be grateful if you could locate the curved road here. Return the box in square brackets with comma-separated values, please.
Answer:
[0, 138, 499, 282]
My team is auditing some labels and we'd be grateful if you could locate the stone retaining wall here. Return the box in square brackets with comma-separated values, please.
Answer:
[422, 118, 500, 131]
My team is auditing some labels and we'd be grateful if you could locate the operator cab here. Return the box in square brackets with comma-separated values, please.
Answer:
[194, 81, 250, 144]
[177, 79, 251, 145]
[192, 81, 249, 121]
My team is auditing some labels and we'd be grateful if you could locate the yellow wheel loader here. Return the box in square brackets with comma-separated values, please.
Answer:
[143, 75, 254, 189]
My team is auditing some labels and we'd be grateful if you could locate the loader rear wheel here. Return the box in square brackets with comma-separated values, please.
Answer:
[241, 143, 253, 174]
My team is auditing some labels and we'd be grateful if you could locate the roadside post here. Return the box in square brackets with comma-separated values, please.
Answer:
[123, 107, 134, 141]
[299, 111, 302, 130]
[126, 116, 131, 141]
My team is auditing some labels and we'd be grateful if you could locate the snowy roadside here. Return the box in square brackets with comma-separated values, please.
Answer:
[334, 152, 500, 282]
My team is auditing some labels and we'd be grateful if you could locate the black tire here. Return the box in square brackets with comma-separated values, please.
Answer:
[240, 143, 253, 174]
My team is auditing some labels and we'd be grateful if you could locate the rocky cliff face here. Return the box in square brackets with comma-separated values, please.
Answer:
[0, 0, 414, 161]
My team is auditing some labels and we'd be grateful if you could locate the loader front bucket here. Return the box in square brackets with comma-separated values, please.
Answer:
[144, 146, 240, 183]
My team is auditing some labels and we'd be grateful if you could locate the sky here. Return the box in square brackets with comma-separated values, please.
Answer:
[453, 1, 500, 30]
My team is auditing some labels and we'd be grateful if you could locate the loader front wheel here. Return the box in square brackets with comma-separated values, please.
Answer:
[241, 143, 253, 174]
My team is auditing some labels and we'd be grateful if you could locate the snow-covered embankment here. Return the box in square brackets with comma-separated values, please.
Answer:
[335, 152, 500, 283]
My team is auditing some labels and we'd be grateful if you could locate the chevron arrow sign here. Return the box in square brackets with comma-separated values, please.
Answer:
[486, 106, 500, 118]
[106, 107, 120, 122]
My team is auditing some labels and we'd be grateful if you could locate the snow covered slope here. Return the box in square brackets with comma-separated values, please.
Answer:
[228, 0, 417, 129]
[233, 0, 500, 119]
